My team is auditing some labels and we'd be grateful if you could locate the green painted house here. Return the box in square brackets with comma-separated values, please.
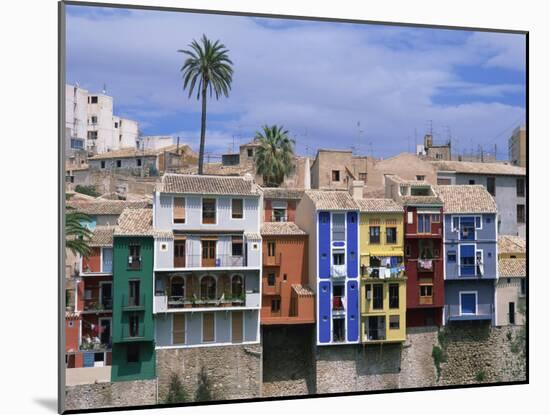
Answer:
[111, 208, 156, 382]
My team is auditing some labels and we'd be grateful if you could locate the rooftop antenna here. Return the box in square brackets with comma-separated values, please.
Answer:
[102, 83, 106, 94]
[427, 120, 433, 136]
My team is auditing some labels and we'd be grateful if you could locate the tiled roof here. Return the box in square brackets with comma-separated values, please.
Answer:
[431, 160, 526, 176]
[401, 195, 442, 206]
[305, 190, 358, 210]
[160, 173, 260, 196]
[67, 200, 150, 215]
[114, 208, 171, 238]
[244, 232, 262, 240]
[292, 284, 315, 296]
[261, 222, 307, 236]
[498, 235, 526, 254]
[89, 147, 158, 160]
[435, 185, 497, 214]
[89, 226, 114, 247]
[262, 187, 305, 200]
[499, 258, 526, 277]
[356, 198, 403, 213]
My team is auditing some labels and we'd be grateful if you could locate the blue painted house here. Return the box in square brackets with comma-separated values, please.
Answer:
[435, 185, 498, 325]
[296, 189, 360, 345]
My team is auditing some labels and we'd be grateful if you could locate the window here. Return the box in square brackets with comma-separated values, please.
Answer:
[419, 284, 433, 304]
[386, 227, 397, 244]
[201, 239, 217, 267]
[389, 284, 399, 309]
[517, 204, 525, 223]
[173, 314, 185, 345]
[447, 251, 457, 262]
[200, 276, 216, 300]
[332, 213, 345, 241]
[271, 298, 281, 312]
[247, 148, 253, 158]
[114, 122, 119, 128]
[460, 292, 477, 315]
[232, 237, 243, 257]
[202, 198, 216, 224]
[359, 172, 367, 181]
[389, 315, 400, 330]
[231, 275, 244, 297]
[476, 250, 484, 276]
[273, 208, 287, 222]
[136, 158, 142, 167]
[170, 276, 185, 300]
[468, 179, 475, 185]
[70, 138, 84, 150]
[520, 279, 526, 296]
[202, 313, 215, 342]
[174, 240, 185, 267]
[417, 214, 431, 234]
[475, 216, 482, 229]
[87, 131, 98, 140]
[173, 197, 185, 223]
[431, 214, 440, 223]
[116, 160, 122, 168]
[90, 96, 98, 104]
[267, 241, 276, 257]
[267, 273, 276, 286]
[100, 160, 105, 169]
[232, 199, 243, 219]
[128, 280, 140, 306]
[459, 217, 475, 240]
[407, 211, 413, 224]
[369, 226, 380, 244]
[332, 170, 340, 181]
[416, 175, 425, 181]
[487, 177, 496, 196]
[460, 245, 475, 276]
[517, 178, 525, 197]
[405, 244, 411, 257]
[129, 313, 140, 337]
[90, 116, 98, 124]
[509, 302, 516, 324]
[373, 284, 383, 309]
[128, 245, 141, 270]
[283, 273, 287, 281]
[333, 252, 345, 265]
[126, 344, 139, 363]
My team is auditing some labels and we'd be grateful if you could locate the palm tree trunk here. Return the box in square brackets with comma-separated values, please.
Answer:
[198, 81, 208, 175]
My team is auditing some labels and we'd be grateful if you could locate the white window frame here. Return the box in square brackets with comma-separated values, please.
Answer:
[459, 290, 478, 315]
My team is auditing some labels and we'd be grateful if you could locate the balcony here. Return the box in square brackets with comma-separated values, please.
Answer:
[331, 264, 347, 278]
[365, 328, 386, 342]
[417, 258, 435, 272]
[121, 294, 145, 311]
[263, 253, 282, 267]
[82, 298, 112, 313]
[332, 330, 346, 343]
[419, 296, 433, 305]
[120, 326, 146, 341]
[263, 280, 281, 295]
[185, 254, 246, 268]
[446, 304, 493, 322]
[361, 266, 405, 279]
[127, 256, 142, 271]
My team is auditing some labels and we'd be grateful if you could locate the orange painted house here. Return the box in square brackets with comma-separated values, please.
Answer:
[260, 222, 314, 325]
[262, 188, 304, 223]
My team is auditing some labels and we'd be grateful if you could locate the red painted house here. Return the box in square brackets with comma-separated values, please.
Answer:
[262, 188, 304, 223]
[385, 175, 444, 327]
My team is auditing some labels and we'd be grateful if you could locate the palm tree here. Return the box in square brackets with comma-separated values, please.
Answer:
[66, 210, 93, 257]
[179, 35, 234, 175]
[254, 125, 295, 187]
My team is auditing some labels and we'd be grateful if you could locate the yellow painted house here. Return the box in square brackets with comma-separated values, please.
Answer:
[356, 199, 406, 343]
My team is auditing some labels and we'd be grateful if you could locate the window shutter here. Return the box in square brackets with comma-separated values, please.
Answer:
[173, 314, 186, 344]
[203, 313, 215, 342]
[173, 198, 185, 223]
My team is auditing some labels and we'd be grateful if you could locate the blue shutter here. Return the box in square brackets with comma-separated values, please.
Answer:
[346, 280, 359, 342]
[461, 293, 476, 314]
[102, 248, 113, 273]
[347, 212, 358, 278]
[318, 281, 331, 343]
[417, 214, 424, 233]
[460, 244, 475, 276]
[318, 212, 331, 279]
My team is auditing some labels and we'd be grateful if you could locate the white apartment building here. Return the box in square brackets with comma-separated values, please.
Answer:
[65, 84, 139, 155]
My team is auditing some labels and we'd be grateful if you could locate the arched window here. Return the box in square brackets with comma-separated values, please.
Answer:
[170, 276, 185, 300]
[200, 275, 216, 300]
[231, 275, 244, 298]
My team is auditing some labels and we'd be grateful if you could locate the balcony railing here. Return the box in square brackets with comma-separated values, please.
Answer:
[263, 253, 281, 267]
[263, 280, 281, 295]
[332, 296, 345, 313]
[184, 254, 246, 268]
[83, 298, 112, 312]
[153, 291, 256, 312]
[361, 266, 405, 279]
[332, 330, 346, 343]
[272, 215, 288, 222]
[120, 325, 145, 341]
[417, 258, 435, 272]
[365, 328, 386, 341]
[121, 294, 145, 311]
[127, 256, 142, 270]
[331, 264, 347, 278]
[419, 296, 433, 305]
[446, 303, 493, 321]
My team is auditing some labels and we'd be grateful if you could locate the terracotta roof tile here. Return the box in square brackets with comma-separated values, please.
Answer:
[499, 258, 526, 277]
[261, 222, 307, 236]
[89, 147, 158, 160]
[89, 226, 114, 247]
[431, 160, 526, 176]
[356, 198, 403, 213]
[498, 235, 526, 254]
[67, 200, 150, 215]
[114, 208, 171, 238]
[435, 185, 498, 214]
[160, 173, 260, 195]
[262, 187, 305, 200]
[292, 284, 315, 296]
[305, 190, 358, 210]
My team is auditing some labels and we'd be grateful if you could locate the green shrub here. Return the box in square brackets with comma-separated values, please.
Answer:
[75, 185, 100, 197]
[476, 370, 487, 382]
[165, 373, 188, 404]
[195, 367, 213, 402]
[432, 345, 447, 381]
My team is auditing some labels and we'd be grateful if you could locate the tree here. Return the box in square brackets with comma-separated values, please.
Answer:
[179, 34, 234, 175]
[254, 125, 295, 187]
[164, 373, 188, 404]
[65, 210, 93, 257]
[195, 367, 213, 402]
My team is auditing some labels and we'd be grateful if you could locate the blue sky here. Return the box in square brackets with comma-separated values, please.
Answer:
[66, 5, 526, 160]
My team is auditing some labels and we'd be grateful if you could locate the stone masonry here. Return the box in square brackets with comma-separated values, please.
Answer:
[64, 379, 157, 411]
[156, 344, 262, 403]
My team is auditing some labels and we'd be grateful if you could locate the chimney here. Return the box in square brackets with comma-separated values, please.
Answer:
[349, 179, 364, 200]
[304, 157, 311, 190]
